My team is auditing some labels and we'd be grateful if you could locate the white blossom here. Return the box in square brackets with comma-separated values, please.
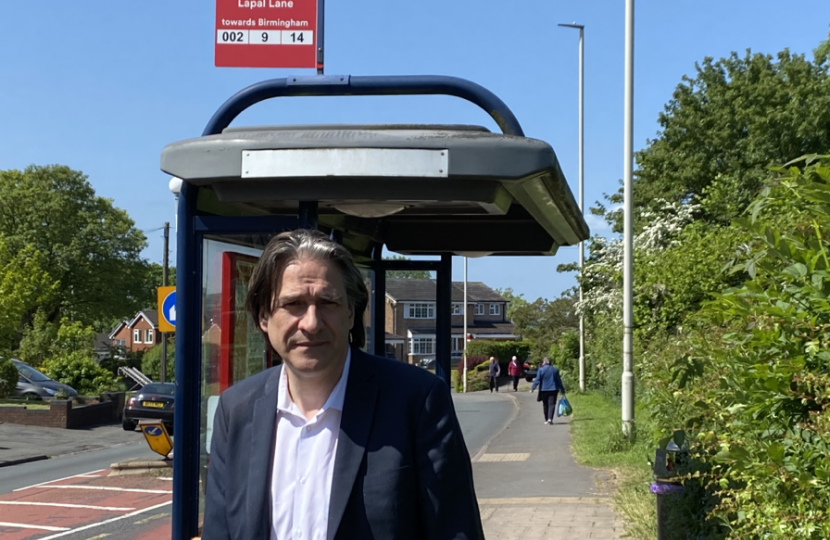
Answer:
[576, 200, 699, 319]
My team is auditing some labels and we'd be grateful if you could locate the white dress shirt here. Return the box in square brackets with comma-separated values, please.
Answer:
[270, 349, 351, 540]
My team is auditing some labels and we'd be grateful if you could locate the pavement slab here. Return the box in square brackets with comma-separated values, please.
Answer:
[0, 422, 146, 466]
[470, 379, 624, 539]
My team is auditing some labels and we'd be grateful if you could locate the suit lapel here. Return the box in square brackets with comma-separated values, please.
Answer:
[327, 350, 378, 540]
[247, 365, 282, 540]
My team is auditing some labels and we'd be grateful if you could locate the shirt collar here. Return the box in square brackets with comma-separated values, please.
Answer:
[277, 347, 352, 416]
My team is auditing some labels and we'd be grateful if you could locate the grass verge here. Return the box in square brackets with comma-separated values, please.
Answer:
[567, 392, 657, 540]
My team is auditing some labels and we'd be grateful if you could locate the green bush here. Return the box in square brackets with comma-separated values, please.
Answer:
[474, 361, 491, 374]
[550, 330, 579, 389]
[456, 354, 487, 376]
[0, 359, 17, 398]
[42, 355, 114, 396]
[465, 370, 490, 392]
[642, 157, 830, 538]
[141, 338, 175, 382]
[453, 358, 491, 393]
[465, 341, 532, 374]
[465, 341, 495, 358]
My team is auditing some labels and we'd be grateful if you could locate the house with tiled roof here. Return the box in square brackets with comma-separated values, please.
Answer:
[108, 310, 162, 353]
[384, 279, 517, 363]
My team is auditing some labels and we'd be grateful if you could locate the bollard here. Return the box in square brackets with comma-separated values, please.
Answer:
[650, 479, 684, 540]
[650, 433, 689, 540]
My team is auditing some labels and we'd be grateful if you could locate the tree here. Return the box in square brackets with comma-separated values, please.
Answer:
[634, 35, 830, 225]
[0, 241, 59, 355]
[39, 318, 115, 395]
[0, 359, 17, 398]
[384, 255, 432, 279]
[0, 165, 152, 350]
[494, 287, 528, 325]
[147, 262, 177, 290]
[142, 337, 175, 382]
[500, 291, 579, 360]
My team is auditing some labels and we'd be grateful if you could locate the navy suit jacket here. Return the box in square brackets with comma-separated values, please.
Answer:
[202, 348, 485, 540]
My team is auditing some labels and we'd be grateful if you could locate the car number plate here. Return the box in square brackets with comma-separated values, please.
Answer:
[142, 401, 164, 408]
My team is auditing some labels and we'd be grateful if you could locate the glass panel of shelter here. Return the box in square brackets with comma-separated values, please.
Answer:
[195, 233, 431, 508]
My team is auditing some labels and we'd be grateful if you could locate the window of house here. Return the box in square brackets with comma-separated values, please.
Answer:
[405, 303, 435, 319]
[145, 329, 154, 343]
[410, 337, 435, 355]
[474, 303, 484, 315]
[452, 337, 465, 351]
[489, 304, 501, 316]
[133, 329, 141, 343]
[452, 303, 463, 315]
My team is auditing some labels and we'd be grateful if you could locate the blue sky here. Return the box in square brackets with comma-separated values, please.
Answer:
[1, 1, 828, 302]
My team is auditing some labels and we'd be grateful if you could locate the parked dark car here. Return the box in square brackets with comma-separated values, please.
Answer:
[123, 382, 175, 434]
[523, 359, 538, 382]
[12, 359, 78, 400]
[419, 357, 436, 370]
[419, 354, 464, 371]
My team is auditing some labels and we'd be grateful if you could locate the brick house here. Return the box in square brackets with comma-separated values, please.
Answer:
[384, 279, 517, 364]
[109, 310, 162, 353]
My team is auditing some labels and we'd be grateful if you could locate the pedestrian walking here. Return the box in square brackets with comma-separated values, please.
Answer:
[488, 356, 501, 393]
[530, 357, 565, 424]
[508, 356, 522, 391]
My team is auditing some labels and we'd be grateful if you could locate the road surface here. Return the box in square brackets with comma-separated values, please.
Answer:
[0, 391, 514, 539]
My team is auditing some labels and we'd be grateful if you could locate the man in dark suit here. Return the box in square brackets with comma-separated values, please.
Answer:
[203, 229, 484, 540]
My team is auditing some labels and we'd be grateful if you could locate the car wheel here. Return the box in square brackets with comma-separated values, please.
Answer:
[525, 376, 534, 383]
[122, 418, 137, 431]
[23, 392, 41, 401]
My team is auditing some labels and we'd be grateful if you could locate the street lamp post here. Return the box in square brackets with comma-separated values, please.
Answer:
[622, 0, 636, 439]
[463, 256, 468, 393]
[558, 22, 586, 392]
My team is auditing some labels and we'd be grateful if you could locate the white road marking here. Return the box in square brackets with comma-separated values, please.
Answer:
[133, 512, 168, 525]
[158, 477, 173, 481]
[0, 521, 70, 532]
[35, 485, 172, 494]
[477, 453, 530, 462]
[0, 501, 134, 511]
[75, 474, 101, 478]
[14, 469, 108, 491]
[35, 501, 172, 540]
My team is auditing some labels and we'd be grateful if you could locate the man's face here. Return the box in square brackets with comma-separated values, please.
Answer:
[259, 257, 354, 378]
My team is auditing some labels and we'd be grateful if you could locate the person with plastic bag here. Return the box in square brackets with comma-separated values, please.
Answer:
[529, 357, 565, 425]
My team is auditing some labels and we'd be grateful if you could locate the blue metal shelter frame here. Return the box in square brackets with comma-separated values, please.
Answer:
[173, 75, 526, 540]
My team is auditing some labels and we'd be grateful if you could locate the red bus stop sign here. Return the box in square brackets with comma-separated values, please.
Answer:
[215, 0, 318, 69]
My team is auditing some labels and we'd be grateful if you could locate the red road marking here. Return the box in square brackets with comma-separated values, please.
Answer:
[0, 468, 173, 540]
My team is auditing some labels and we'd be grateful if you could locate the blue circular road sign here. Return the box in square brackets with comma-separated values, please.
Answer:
[162, 290, 176, 328]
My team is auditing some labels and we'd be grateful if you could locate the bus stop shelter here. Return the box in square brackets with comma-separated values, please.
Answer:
[160, 74, 589, 540]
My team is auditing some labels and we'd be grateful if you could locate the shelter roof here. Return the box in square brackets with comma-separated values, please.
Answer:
[161, 124, 589, 257]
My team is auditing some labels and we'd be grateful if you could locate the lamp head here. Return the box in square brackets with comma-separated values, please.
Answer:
[168, 177, 183, 195]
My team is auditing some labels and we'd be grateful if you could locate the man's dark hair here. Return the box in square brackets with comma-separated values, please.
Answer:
[246, 229, 369, 347]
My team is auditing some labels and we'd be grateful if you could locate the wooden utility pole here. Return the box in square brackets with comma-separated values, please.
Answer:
[160, 222, 170, 383]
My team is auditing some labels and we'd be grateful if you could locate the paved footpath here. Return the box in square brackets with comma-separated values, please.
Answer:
[468, 379, 623, 540]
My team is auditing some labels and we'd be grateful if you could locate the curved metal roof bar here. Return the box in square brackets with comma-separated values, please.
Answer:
[202, 74, 525, 137]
